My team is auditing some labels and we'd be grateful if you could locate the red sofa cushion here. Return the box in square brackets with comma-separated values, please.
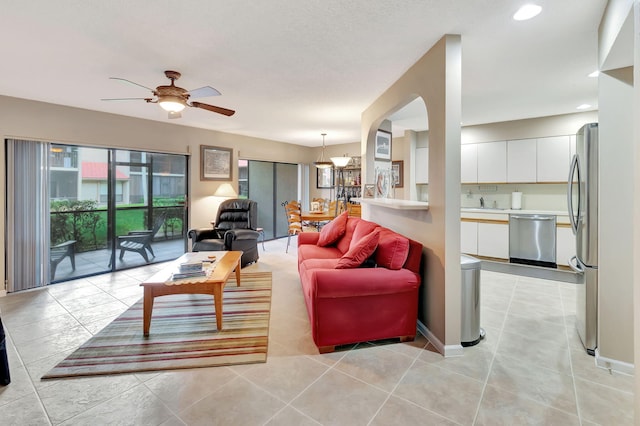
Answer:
[335, 216, 360, 253]
[317, 211, 348, 247]
[375, 228, 410, 270]
[299, 244, 342, 265]
[336, 229, 380, 269]
[349, 219, 380, 250]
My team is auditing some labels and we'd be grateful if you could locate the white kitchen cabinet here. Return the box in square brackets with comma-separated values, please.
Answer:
[537, 136, 571, 182]
[461, 221, 478, 255]
[461, 144, 478, 183]
[507, 139, 537, 182]
[477, 222, 509, 259]
[415, 147, 429, 184]
[477, 141, 507, 183]
[556, 226, 576, 266]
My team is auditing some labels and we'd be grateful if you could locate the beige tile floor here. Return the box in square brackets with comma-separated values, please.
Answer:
[0, 237, 635, 425]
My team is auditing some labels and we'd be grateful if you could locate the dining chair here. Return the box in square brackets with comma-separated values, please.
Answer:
[311, 197, 327, 212]
[328, 200, 347, 216]
[283, 200, 317, 253]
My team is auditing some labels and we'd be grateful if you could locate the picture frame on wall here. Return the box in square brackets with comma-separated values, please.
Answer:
[374, 129, 392, 161]
[375, 167, 391, 198]
[363, 184, 375, 198]
[201, 145, 233, 181]
[392, 160, 404, 188]
[316, 167, 334, 189]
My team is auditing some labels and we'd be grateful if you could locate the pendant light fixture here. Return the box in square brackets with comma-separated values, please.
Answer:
[314, 133, 333, 169]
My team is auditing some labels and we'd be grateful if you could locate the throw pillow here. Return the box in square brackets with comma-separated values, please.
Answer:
[336, 229, 380, 269]
[349, 219, 379, 251]
[317, 211, 349, 247]
[375, 228, 410, 270]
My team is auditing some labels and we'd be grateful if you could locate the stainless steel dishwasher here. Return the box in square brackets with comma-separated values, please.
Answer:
[509, 214, 557, 268]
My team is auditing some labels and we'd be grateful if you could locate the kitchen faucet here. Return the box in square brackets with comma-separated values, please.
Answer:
[480, 196, 485, 208]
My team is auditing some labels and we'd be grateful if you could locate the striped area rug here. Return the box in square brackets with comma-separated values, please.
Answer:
[42, 271, 272, 379]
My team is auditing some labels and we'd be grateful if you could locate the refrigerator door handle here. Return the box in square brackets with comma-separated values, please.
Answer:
[567, 154, 580, 235]
[568, 256, 584, 274]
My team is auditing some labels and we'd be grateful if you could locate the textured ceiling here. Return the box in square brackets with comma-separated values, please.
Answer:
[0, 0, 606, 146]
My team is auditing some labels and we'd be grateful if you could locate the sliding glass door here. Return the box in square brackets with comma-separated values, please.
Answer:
[48, 145, 188, 281]
[239, 160, 298, 240]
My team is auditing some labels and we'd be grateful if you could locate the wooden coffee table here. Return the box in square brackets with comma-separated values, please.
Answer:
[140, 251, 242, 336]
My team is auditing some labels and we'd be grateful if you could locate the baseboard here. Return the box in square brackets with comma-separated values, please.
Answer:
[417, 320, 464, 358]
[0, 290, 6, 298]
[595, 349, 635, 376]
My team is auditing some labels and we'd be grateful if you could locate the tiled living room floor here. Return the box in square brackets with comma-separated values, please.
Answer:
[0, 237, 634, 425]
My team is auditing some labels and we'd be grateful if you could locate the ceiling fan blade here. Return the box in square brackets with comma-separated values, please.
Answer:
[109, 77, 154, 92]
[191, 101, 235, 116]
[188, 86, 221, 98]
[168, 111, 182, 119]
[101, 97, 151, 101]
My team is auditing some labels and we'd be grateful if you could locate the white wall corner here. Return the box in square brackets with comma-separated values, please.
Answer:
[417, 320, 464, 357]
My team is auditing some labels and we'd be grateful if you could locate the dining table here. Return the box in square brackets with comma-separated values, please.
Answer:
[301, 211, 335, 230]
[301, 210, 336, 222]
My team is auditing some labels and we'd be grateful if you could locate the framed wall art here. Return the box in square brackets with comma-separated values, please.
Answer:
[316, 167, 334, 189]
[374, 129, 392, 161]
[392, 160, 404, 188]
[200, 145, 233, 181]
[363, 184, 375, 198]
[375, 167, 391, 198]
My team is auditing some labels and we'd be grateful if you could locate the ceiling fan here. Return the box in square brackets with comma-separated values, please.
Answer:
[102, 70, 235, 119]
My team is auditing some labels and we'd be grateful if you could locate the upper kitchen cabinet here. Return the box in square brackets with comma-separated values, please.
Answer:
[537, 136, 571, 182]
[415, 147, 429, 184]
[507, 139, 537, 183]
[461, 144, 478, 183]
[477, 141, 506, 183]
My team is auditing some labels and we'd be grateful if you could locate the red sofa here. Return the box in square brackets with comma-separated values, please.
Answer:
[297, 213, 423, 353]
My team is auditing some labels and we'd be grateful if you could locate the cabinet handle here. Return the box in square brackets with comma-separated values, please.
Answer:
[510, 215, 555, 220]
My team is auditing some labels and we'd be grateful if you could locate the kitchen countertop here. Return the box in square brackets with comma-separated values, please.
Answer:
[461, 207, 568, 215]
[461, 207, 570, 224]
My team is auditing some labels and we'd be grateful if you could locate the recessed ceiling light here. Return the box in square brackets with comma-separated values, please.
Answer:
[588, 70, 599, 78]
[576, 104, 591, 110]
[513, 4, 542, 21]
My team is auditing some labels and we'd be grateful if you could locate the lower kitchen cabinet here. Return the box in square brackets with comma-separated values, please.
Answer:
[461, 221, 478, 255]
[477, 222, 509, 259]
[556, 225, 576, 266]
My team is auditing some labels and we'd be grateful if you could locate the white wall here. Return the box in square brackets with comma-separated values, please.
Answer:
[596, 0, 637, 382]
[361, 35, 463, 353]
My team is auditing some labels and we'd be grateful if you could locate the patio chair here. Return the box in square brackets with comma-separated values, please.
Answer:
[188, 199, 260, 267]
[116, 211, 167, 263]
[50, 240, 76, 280]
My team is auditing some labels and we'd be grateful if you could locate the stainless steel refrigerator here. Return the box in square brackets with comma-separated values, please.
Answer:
[567, 122, 598, 356]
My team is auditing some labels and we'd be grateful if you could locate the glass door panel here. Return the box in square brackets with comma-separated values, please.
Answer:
[49, 145, 111, 281]
[245, 160, 299, 240]
[151, 153, 188, 262]
[274, 163, 298, 238]
[248, 161, 275, 239]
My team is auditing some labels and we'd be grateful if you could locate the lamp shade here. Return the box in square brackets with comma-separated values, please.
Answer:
[330, 156, 351, 168]
[213, 183, 237, 198]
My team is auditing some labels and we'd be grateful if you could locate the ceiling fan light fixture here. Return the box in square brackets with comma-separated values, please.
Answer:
[158, 96, 186, 112]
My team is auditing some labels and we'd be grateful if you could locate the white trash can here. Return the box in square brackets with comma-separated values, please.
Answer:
[461, 255, 485, 347]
